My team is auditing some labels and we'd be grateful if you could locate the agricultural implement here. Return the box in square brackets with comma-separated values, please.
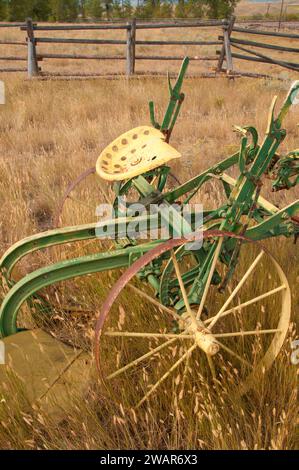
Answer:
[0, 57, 298, 408]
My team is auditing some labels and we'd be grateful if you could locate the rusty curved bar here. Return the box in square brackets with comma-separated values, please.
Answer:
[53, 166, 96, 228]
[0, 239, 162, 338]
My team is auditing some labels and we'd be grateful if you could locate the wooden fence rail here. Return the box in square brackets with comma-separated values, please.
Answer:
[0, 18, 299, 78]
[0, 23, 26, 28]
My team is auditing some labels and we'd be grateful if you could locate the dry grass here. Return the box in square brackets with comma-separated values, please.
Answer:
[236, 1, 299, 19]
[0, 42, 298, 450]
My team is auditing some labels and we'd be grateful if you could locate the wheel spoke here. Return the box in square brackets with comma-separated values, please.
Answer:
[106, 332, 186, 380]
[180, 349, 192, 397]
[216, 339, 253, 368]
[196, 238, 223, 320]
[207, 354, 216, 381]
[204, 284, 286, 326]
[214, 328, 281, 339]
[209, 251, 264, 330]
[127, 283, 181, 322]
[171, 249, 197, 323]
[136, 344, 197, 408]
[104, 331, 192, 339]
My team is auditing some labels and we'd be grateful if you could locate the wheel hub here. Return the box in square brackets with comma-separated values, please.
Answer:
[180, 312, 220, 356]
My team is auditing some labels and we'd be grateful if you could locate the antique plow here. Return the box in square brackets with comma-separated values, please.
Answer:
[0, 57, 298, 407]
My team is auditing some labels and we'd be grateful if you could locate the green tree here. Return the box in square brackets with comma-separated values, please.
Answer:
[85, 0, 103, 18]
[49, 0, 79, 21]
[136, 0, 160, 18]
[175, 0, 186, 18]
[111, 0, 121, 18]
[185, 0, 203, 18]
[8, 0, 31, 20]
[204, 0, 238, 19]
[157, 0, 173, 18]
[122, 0, 133, 18]
[31, 0, 51, 20]
[0, 0, 8, 20]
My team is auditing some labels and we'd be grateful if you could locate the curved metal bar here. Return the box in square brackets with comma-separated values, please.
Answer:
[53, 166, 96, 228]
[0, 239, 161, 338]
[0, 223, 98, 283]
[0, 214, 160, 284]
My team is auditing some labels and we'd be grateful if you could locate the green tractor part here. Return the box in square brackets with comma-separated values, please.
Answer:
[0, 57, 298, 409]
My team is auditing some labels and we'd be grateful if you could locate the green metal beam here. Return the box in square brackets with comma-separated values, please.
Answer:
[245, 200, 299, 240]
[164, 151, 240, 203]
[0, 240, 161, 338]
[0, 215, 160, 283]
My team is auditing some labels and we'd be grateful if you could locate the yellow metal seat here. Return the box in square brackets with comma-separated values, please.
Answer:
[96, 126, 181, 182]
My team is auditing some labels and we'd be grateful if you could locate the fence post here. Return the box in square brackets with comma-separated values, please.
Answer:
[26, 17, 39, 78]
[126, 18, 136, 76]
[217, 16, 235, 73]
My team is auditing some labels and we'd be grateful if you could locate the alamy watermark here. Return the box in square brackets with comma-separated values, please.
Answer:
[95, 198, 203, 250]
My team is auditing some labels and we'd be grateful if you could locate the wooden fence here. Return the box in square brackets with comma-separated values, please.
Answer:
[1, 17, 299, 78]
[0, 22, 27, 73]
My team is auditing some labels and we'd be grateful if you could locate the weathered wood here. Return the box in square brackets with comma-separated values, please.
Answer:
[232, 52, 299, 71]
[20, 20, 225, 31]
[0, 40, 26, 46]
[24, 24, 128, 31]
[37, 53, 218, 62]
[229, 36, 299, 54]
[231, 43, 299, 71]
[36, 38, 126, 45]
[223, 30, 233, 74]
[135, 20, 226, 29]
[135, 40, 220, 45]
[132, 18, 136, 74]
[230, 52, 278, 64]
[232, 26, 299, 39]
[26, 18, 39, 77]
[0, 67, 26, 72]
[0, 56, 26, 61]
[136, 55, 218, 61]
[35, 38, 219, 46]
[38, 54, 127, 60]
[217, 16, 235, 72]
[126, 18, 136, 76]
[0, 23, 26, 28]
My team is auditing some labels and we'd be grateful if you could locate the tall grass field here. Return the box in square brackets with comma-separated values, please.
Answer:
[0, 22, 298, 450]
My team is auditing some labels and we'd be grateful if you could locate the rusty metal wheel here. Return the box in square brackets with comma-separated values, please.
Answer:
[95, 231, 291, 408]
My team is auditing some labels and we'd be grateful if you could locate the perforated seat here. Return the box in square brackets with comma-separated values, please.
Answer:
[96, 126, 181, 182]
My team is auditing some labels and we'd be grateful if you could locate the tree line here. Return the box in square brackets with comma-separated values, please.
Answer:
[0, 0, 238, 22]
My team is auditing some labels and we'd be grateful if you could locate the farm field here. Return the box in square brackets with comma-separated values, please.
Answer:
[236, 0, 299, 19]
[0, 24, 298, 450]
